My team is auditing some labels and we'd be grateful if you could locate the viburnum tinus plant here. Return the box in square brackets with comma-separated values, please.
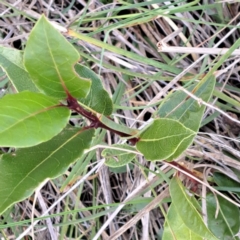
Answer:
[0, 15, 217, 238]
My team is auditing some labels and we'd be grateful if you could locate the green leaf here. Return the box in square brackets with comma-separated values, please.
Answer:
[123, 197, 153, 213]
[102, 144, 135, 167]
[24, 15, 91, 99]
[158, 76, 215, 132]
[152, 77, 215, 161]
[167, 135, 195, 161]
[99, 114, 139, 136]
[0, 46, 39, 93]
[206, 194, 240, 240]
[163, 204, 202, 240]
[0, 91, 70, 147]
[109, 162, 134, 174]
[136, 118, 195, 161]
[0, 67, 9, 93]
[213, 172, 240, 198]
[75, 64, 113, 115]
[0, 127, 94, 214]
[169, 177, 218, 240]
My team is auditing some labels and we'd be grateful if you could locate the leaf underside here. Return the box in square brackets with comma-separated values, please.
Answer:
[0, 127, 95, 214]
[139, 76, 215, 161]
[136, 118, 195, 161]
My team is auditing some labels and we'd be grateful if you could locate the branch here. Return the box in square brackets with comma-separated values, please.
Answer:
[66, 95, 139, 145]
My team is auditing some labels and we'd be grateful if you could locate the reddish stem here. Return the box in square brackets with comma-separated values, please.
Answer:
[166, 161, 200, 192]
[66, 95, 139, 145]
[166, 161, 193, 175]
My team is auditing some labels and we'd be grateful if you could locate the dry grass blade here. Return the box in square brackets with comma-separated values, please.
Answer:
[105, 189, 169, 240]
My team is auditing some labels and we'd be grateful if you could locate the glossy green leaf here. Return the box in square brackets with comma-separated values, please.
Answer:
[24, 15, 91, 99]
[158, 76, 215, 132]
[0, 46, 39, 93]
[136, 118, 195, 161]
[163, 204, 202, 240]
[102, 144, 135, 167]
[206, 194, 240, 240]
[76, 64, 113, 115]
[0, 91, 70, 147]
[0, 127, 94, 214]
[170, 177, 217, 240]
